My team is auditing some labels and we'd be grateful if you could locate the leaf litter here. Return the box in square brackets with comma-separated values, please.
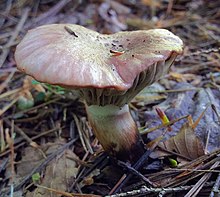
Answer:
[0, 0, 220, 196]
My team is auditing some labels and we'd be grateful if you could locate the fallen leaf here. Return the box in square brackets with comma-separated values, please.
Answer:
[159, 121, 205, 160]
[26, 149, 78, 197]
[169, 72, 202, 85]
[10, 139, 78, 197]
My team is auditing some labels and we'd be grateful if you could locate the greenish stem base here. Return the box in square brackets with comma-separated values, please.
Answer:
[86, 104, 145, 162]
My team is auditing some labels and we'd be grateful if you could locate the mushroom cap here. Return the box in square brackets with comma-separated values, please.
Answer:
[15, 24, 183, 91]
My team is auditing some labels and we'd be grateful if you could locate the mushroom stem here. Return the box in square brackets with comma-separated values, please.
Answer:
[86, 104, 145, 162]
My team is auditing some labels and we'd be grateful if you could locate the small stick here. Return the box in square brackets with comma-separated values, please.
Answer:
[117, 160, 157, 187]
[184, 161, 220, 197]
[210, 172, 220, 197]
[177, 47, 220, 62]
[0, 8, 30, 67]
[73, 114, 88, 152]
[0, 0, 12, 27]
[69, 153, 107, 191]
[4, 97, 60, 119]
[166, 0, 174, 15]
[5, 124, 15, 197]
[35, 184, 101, 197]
[0, 120, 5, 152]
[211, 104, 220, 122]
[4, 118, 39, 148]
[109, 149, 154, 194]
[26, 0, 71, 28]
[0, 126, 64, 158]
[106, 182, 215, 197]
[140, 115, 189, 135]
[0, 71, 15, 94]
[0, 88, 21, 100]
[0, 97, 19, 116]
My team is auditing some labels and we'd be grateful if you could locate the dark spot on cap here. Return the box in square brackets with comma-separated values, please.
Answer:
[64, 26, 78, 37]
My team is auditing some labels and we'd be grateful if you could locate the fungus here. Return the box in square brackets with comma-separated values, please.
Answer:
[15, 24, 183, 162]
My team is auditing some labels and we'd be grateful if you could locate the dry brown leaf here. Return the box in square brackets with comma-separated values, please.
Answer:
[169, 72, 186, 82]
[169, 72, 202, 85]
[11, 140, 78, 197]
[159, 122, 205, 160]
[15, 146, 44, 180]
[26, 149, 78, 197]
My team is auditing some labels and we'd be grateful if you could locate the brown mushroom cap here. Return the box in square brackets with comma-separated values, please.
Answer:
[15, 24, 183, 93]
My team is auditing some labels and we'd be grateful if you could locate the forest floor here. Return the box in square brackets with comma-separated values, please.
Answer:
[0, 0, 220, 196]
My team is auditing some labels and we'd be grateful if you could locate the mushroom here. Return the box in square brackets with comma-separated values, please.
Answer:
[15, 24, 183, 162]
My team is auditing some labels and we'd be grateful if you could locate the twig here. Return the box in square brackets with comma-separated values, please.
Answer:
[4, 97, 60, 119]
[0, 0, 13, 28]
[0, 126, 64, 158]
[164, 168, 220, 173]
[140, 115, 189, 135]
[0, 8, 30, 67]
[211, 104, 220, 122]
[166, 0, 173, 15]
[0, 157, 9, 174]
[107, 182, 215, 197]
[147, 88, 202, 94]
[26, 0, 70, 28]
[109, 149, 153, 195]
[73, 114, 88, 153]
[0, 120, 6, 152]
[5, 122, 15, 197]
[0, 88, 21, 100]
[4, 118, 39, 148]
[210, 172, 220, 197]
[0, 97, 19, 116]
[117, 160, 156, 187]
[0, 70, 15, 94]
[69, 153, 108, 192]
[178, 47, 220, 62]
[184, 161, 220, 197]
[35, 184, 101, 197]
